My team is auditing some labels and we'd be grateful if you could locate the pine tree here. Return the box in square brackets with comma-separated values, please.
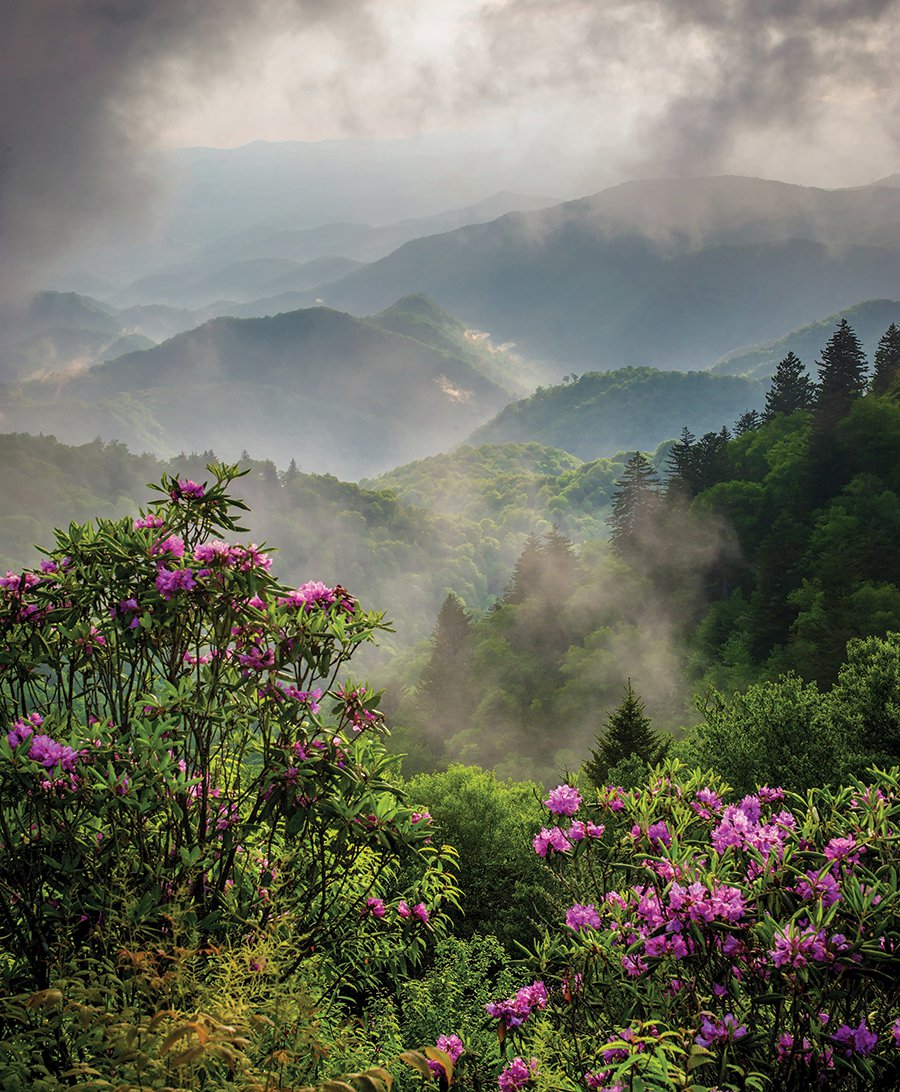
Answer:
[664, 427, 696, 497]
[418, 593, 473, 733]
[584, 680, 660, 787]
[734, 409, 762, 435]
[763, 352, 815, 420]
[503, 533, 544, 604]
[871, 323, 900, 396]
[815, 320, 868, 424]
[608, 452, 660, 555]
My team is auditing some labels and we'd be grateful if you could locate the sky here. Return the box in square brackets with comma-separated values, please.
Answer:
[2, 0, 900, 301]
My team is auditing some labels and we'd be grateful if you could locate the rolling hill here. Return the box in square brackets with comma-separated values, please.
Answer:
[0, 301, 514, 479]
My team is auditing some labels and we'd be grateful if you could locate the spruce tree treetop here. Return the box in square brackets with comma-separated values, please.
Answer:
[608, 452, 660, 555]
[584, 679, 660, 788]
[871, 322, 900, 397]
[815, 319, 868, 422]
[763, 351, 816, 420]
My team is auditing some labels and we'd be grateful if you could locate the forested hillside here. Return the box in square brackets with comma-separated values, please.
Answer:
[468, 366, 763, 460]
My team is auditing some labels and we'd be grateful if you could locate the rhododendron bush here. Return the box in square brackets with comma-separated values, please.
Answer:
[487, 764, 900, 1091]
[0, 465, 459, 1088]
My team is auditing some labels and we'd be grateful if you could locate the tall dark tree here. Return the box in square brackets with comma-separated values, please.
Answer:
[418, 593, 474, 734]
[608, 452, 660, 555]
[690, 428, 731, 493]
[734, 409, 762, 435]
[584, 680, 661, 787]
[871, 322, 900, 396]
[503, 533, 544, 604]
[815, 320, 868, 423]
[665, 427, 696, 497]
[763, 351, 816, 420]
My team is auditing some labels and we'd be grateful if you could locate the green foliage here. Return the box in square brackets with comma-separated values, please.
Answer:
[468, 367, 764, 462]
[405, 765, 558, 951]
[0, 465, 460, 1086]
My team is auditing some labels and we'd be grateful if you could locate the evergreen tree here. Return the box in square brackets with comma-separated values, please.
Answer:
[763, 351, 815, 420]
[608, 452, 660, 555]
[734, 409, 762, 435]
[871, 322, 900, 396]
[664, 427, 696, 497]
[690, 428, 731, 493]
[418, 593, 474, 733]
[584, 680, 661, 787]
[815, 320, 868, 423]
[503, 533, 544, 604]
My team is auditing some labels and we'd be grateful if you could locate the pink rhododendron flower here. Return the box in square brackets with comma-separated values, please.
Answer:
[545, 783, 582, 815]
[533, 826, 573, 856]
[566, 903, 601, 932]
[498, 1056, 538, 1091]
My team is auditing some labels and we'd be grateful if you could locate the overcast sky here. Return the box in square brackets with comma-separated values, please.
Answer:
[3, 0, 900, 299]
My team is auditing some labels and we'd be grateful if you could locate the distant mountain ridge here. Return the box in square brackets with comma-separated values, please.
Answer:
[290, 175, 900, 371]
[0, 299, 515, 479]
[711, 299, 900, 379]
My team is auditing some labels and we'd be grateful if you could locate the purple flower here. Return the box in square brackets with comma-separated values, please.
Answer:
[485, 981, 547, 1029]
[170, 478, 205, 500]
[566, 903, 601, 932]
[412, 902, 430, 923]
[397, 900, 411, 919]
[364, 897, 386, 918]
[498, 1056, 538, 1091]
[27, 734, 81, 773]
[155, 567, 196, 600]
[133, 513, 165, 530]
[545, 784, 582, 815]
[832, 1020, 877, 1057]
[695, 1013, 748, 1048]
[278, 581, 337, 611]
[430, 1032, 467, 1080]
[569, 820, 605, 841]
[824, 835, 864, 866]
[794, 868, 841, 908]
[533, 826, 573, 857]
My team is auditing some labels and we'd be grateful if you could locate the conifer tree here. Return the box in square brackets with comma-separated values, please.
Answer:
[814, 320, 868, 424]
[608, 452, 660, 555]
[871, 322, 900, 396]
[504, 533, 544, 604]
[664, 427, 696, 497]
[734, 409, 762, 435]
[763, 351, 815, 420]
[418, 593, 473, 732]
[584, 680, 660, 787]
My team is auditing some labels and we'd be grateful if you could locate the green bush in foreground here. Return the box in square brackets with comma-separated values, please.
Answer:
[0, 464, 459, 1089]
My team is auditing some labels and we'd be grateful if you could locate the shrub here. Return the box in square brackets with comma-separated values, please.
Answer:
[485, 761, 900, 1091]
[0, 464, 459, 1088]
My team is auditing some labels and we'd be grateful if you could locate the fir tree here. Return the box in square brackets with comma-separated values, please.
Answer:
[871, 322, 900, 396]
[763, 351, 815, 420]
[734, 409, 762, 435]
[503, 533, 544, 604]
[418, 593, 473, 733]
[664, 427, 696, 497]
[608, 452, 660, 555]
[584, 680, 660, 787]
[815, 320, 868, 424]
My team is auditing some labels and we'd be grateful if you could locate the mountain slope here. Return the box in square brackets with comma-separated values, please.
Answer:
[1, 304, 513, 478]
[295, 176, 900, 371]
[467, 367, 764, 459]
[711, 299, 900, 379]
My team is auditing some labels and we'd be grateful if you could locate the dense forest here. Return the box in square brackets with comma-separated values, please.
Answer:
[2, 319, 900, 1090]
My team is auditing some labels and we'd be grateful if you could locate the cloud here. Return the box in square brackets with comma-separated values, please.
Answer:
[0, 0, 379, 305]
[2, 0, 899, 309]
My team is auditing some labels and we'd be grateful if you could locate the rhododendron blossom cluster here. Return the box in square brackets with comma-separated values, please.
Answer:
[485, 762, 900, 1089]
